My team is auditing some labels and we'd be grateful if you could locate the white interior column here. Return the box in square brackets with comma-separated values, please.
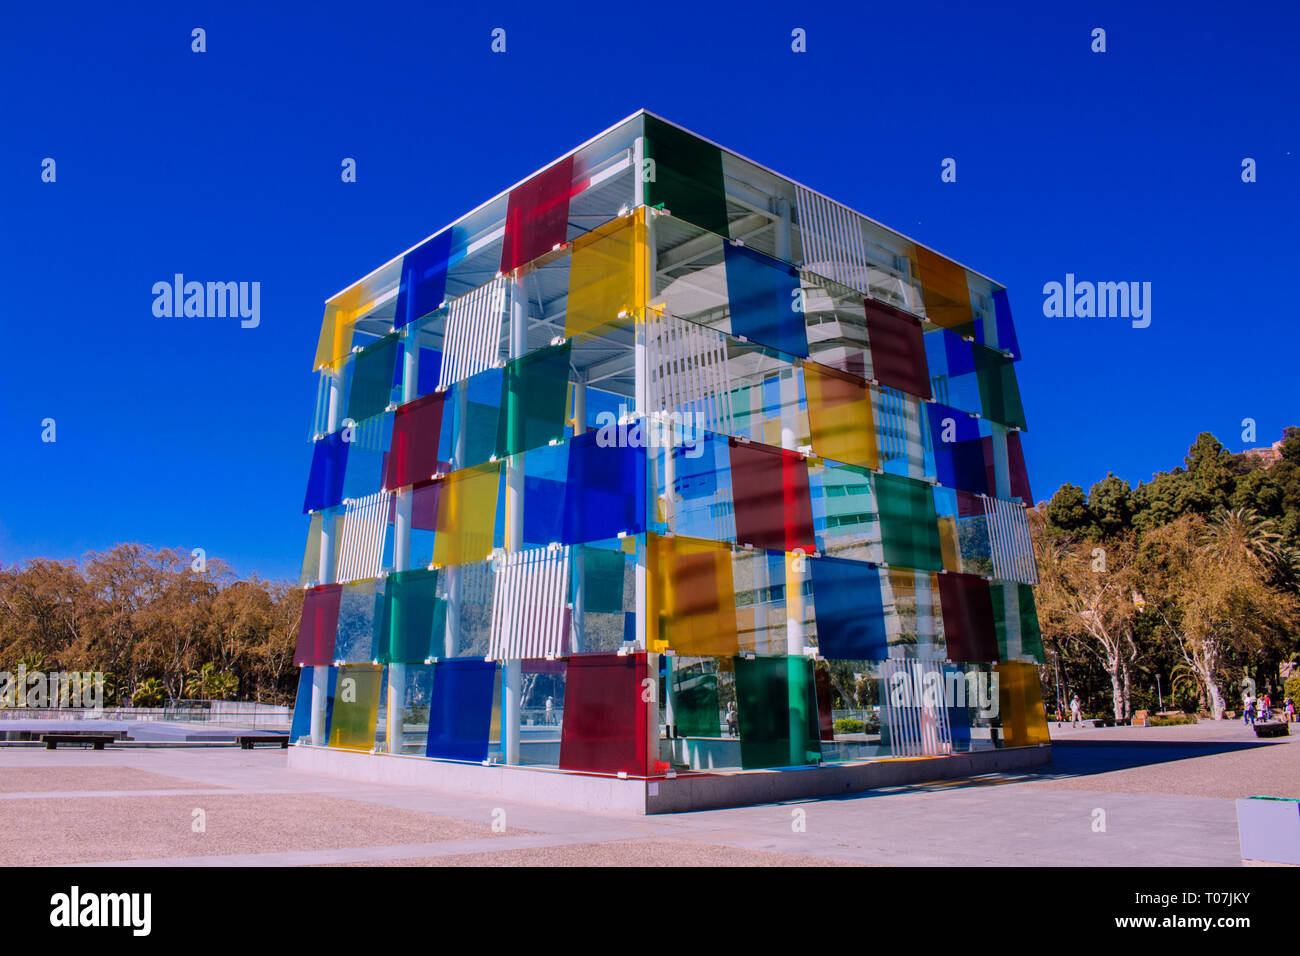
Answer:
[311, 368, 344, 745]
[773, 196, 792, 263]
[780, 371, 807, 658]
[445, 384, 467, 659]
[991, 423, 1021, 660]
[661, 411, 677, 735]
[570, 376, 587, 655]
[632, 164, 657, 766]
[386, 325, 420, 753]
[502, 272, 529, 766]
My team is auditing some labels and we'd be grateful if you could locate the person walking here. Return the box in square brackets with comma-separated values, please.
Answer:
[1245, 697, 1257, 726]
[1285, 697, 1295, 723]
[1055, 701, 1064, 728]
[1070, 694, 1082, 728]
[1242, 693, 1254, 724]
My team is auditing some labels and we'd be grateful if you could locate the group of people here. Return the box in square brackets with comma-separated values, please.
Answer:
[1242, 692, 1295, 725]
[1054, 694, 1084, 728]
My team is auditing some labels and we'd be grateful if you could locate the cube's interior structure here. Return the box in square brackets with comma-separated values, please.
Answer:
[290, 110, 1050, 778]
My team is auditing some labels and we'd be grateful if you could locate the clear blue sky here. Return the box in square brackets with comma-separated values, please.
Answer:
[1, 0, 1296, 581]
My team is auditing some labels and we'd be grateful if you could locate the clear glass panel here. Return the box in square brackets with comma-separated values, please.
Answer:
[808, 459, 882, 563]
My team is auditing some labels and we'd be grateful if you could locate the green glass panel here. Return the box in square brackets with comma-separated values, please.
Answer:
[672, 662, 721, 737]
[974, 347, 1027, 430]
[347, 336, 400, 423]
[579, 546, 626, 614]
[1017, 583, 1045, 663]
[735, 656, 821, 769]
[379, 568, 441, 664]
[990, 582, 1009, 660]
[874, 472, 943, 571]
[644, 115, 730, 238]
[496, 341, 571, 458]
[464, 400, 500, 467]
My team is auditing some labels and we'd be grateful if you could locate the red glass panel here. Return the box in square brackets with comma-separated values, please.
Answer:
[500, 156, 574, 273]
[864, 298, 930, 399]
[295, 584, 343, 665]
[558, 652, 649, 776]
[1007, 431, 1033, 504]
[384, 392, 445, 490]
[938, 572, 998, 662]
[728, 440, 816, 553]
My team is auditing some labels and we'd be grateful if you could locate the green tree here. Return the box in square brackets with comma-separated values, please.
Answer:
[1046, 483, 1094, 537]
[1181, 432, 1236, 514]
[1231, 467, 1283, 517]
[1132, 471, 1189, 532]
[1088, 473, 1133, 539]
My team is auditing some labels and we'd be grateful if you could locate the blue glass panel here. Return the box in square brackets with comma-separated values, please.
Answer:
[289, 667, 313, 740]
[926, 402, 991, 496]
[724, 243, 807, 357]
[992, 289, 1021, 360]
[810, 556, 887, 659]
[561, 431, 647, 544]
[290, 666, 337, 740]
[524, 442, 569, 547]
[340, 412, 393, 502]
[426, 659, 498, 762]
[395, 229, 454, 330]
[944, 330, 977, 376]
[303, 430, 349, 513]
[416, 347, 442, 397]
[944, 664, 973, 751]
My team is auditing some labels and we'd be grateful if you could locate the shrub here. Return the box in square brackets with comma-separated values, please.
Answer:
[833, 718, 864, 734]
[1284, 672, 1300, 706]
[1148, 714, 1198, 727]
[131, 677, 165, 708]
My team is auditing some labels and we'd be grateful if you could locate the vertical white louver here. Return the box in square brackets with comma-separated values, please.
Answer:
[488, 544, 571, 660]
[984, 495, 1038, 585]
[880, 659, 952, 757]
[336, 490, 391, 583]
[438, 276, 508, 389]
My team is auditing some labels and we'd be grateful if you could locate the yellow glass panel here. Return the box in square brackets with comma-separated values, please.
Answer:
[937, 515, 959, 572]
[299, 512, 323, 584]
[565, 209, 648, 339]
[804, 361, 879, 469]
[432, 462, 501, 567]
[997, 661, 1051, 747]
[647, 533, 738, 656]
[328, 664, 382, 751]
[314, 273, 395, 372]
[913, 246, 975, 335]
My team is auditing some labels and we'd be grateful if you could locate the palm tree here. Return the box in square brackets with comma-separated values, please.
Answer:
[1203, 508, 1285, 569]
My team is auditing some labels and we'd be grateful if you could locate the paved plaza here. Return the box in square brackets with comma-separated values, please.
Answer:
[0, 721, 1292, 866]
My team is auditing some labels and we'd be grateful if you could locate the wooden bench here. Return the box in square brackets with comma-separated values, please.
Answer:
[1254, 721, 1289, 738]
[236, 735, 289, 750]
[42, 734, 114, 750]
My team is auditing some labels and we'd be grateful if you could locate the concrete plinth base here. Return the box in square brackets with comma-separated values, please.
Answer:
[288, 743, 1051, 815]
